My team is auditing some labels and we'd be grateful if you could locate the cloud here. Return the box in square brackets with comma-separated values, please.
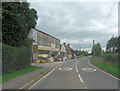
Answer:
[29, 1, 118, 52]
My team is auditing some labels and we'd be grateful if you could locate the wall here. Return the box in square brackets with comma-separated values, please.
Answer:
[37, 30, 60, 52]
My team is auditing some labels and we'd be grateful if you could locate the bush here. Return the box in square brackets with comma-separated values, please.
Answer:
[2, 44, 32, 74]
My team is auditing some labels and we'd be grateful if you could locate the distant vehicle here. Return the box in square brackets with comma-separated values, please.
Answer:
[72, 56, 75, 59]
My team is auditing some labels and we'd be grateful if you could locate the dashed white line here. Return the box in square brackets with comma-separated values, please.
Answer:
[78, 74, 84, 83]
[76, 68, 78, 73]
[75, 60, 84, 83]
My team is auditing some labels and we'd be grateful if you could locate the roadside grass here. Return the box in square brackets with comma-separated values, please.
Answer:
[90, 57, 119, 78]
[1, 66, 42, 82]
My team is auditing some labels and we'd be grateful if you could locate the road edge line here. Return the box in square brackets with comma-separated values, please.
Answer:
[88, 60, 120, 80]
[28, 68, 55, 89]
[19, 79, 35, 89]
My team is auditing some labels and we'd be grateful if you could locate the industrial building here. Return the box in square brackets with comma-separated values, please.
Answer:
[29, 28, 60, 62]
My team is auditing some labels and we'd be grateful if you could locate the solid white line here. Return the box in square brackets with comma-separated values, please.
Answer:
[75, 66, 77, 68]
[19, 65, 60, 89]
[78, 74, 84, 83]
[76, 68, 78, 73]
[28, 68, 55, 89]
[19, 79, 35, 89]
[88, 60, 120, 80]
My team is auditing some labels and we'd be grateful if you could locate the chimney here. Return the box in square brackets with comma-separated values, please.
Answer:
[67, 44, 70, 47]
[63, 42, 66, 45]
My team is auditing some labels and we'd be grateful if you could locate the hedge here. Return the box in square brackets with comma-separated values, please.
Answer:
[101, 53, 118, 64]
[2, 44, 32, 74]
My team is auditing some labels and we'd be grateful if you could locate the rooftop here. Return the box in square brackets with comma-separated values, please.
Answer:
[35, 28, 60, 41]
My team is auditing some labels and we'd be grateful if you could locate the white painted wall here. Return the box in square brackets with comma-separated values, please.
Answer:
[28, 28, 38, 43]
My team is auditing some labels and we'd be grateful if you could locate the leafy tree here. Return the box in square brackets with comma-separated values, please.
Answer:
[2, 2, 38, 47]
[93, 43, 101, 56]
[0, 2, 2, 43]
[75, 50, 89, 56]
[106, 36, 118, 53]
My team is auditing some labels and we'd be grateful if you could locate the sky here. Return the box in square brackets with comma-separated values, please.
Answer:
[28, 0, 118, 53]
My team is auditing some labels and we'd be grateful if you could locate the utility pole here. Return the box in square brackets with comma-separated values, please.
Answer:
[93, 40, 95, 56]
[79, 46, 81, 51]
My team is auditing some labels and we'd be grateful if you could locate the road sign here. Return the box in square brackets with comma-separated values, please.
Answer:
[33, 45, 38, 53]
[33, 45, 38, 49]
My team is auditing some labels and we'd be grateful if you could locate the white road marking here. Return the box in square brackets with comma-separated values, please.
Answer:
[82, 68, 96, 72]
[59, 68, 61, 70]
[59, 67, 72, 71]
[76, 68, 78, 73]
[19, 65, 61, 89]
[78, 74, 84, 83]
[19, 79, 35, 89]
[75, 60, 84, 84]
[28, 68, 55, 89]
[70, 68, 72, 70]
[88, 60, 120, 80]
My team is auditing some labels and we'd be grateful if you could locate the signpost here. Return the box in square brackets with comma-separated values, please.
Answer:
[33, 45, 38, 66]
[33, 45, 38, 53]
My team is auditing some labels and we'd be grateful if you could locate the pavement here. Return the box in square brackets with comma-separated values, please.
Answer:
[2, 61, 65, 89]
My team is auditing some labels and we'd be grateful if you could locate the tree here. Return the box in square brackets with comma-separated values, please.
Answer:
[75, 50, 89, 56]
[106, 36, 118, 53]
[93, 43, 101, 56]
[2, 2, 38, 47]
[0, 2, 2, 43]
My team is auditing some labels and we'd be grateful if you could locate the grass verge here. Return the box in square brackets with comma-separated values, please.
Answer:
[90, 57, 120, 79]
[1, 66, 42, 82]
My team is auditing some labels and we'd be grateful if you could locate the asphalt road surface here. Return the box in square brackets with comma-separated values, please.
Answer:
[30, 56, 119, 89]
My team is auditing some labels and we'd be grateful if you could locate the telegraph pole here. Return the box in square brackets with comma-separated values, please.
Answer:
[93, 40, 95, 56]
[79, 46, 81, 51]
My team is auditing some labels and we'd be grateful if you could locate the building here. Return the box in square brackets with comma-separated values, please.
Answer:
[29, 28, 60, 62]
[69, 46, 76, 59]
[66, 44, 72, 59]
[60, 43, 67, 61]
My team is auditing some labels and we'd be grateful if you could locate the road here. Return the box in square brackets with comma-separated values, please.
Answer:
[30, 56, 119, 89]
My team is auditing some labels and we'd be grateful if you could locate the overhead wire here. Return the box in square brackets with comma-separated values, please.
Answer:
[94, 0, 118, 49]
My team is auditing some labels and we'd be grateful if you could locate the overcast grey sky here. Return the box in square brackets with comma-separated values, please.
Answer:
[29, 0, 118, 52]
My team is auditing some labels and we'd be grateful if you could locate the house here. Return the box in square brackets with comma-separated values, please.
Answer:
[69, 46, 76, 59]
[60, 43, 67, 61]
[64, 44, 72, 59]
